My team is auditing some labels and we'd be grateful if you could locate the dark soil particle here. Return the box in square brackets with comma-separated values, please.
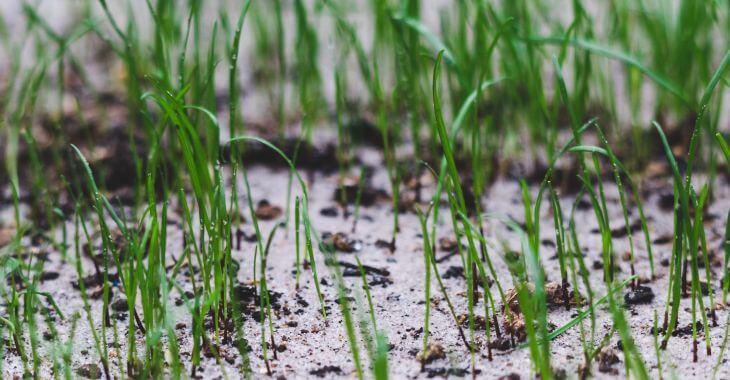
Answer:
[497, 373, 520, 380]
[658, 191, 675, 211]
[488, 336, 515, 351]
[540, 239, 556, 248]
[111, 297, 127, 312]
[333, 172, 384, 207]
[334, 296, 355, 305]
[442, 266, 464, 279]
[72, 272, 120, 290]
[309, 365, 343, 377]
[337, 260, 390, 276]
[610, 220, 643, 238]
[339, 261, 393, 288]
[435, 251, 459, 263]
[374, 239, 393, 249]
[425, 367, 479, 378]
[624, 285, 655, 305]
[653, 235, 673, 245]
[663, 321, 705, 337]
[295, 294, 309, 308]
[319, 207, 339, 217]
[40, 271, 60, 281]
[233, 285, 283, 316]
[366, 276, 392, 287]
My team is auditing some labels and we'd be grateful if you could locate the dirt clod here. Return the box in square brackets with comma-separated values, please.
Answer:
[442, 266, 464, 279]
[111, 298, 127, 312]
[596, 348, 620, 374]
[504, 282, 579, 313]
[309, 365, 343, 377]
[425, 367, 475, 378]
[457, 314, 487, 330]
[319, 207, 338, 217]
[438, 237, 459, 253]
[416, 343, 446, 364]
[322, 232, 362, 253]
[489, 336, 515, 351]
[503, 313, 526, 341]
[255, 200, 282, 220]
[624, 285, 654, 305]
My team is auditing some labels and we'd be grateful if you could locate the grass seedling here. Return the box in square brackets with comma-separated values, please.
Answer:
[295, 196, 302, 289]
[228, 136, 327, 318]
[432, 51, 501, 376]
[350, 166, 367, 233]
[373, 60, 400, 251]
[416, 207, 472, 352]
[416, 207, 432, 365]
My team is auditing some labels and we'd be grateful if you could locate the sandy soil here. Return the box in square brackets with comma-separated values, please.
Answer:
[2, 143, 730, 379]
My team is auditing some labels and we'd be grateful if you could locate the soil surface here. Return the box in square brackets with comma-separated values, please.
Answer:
[2, 143, 730, 379]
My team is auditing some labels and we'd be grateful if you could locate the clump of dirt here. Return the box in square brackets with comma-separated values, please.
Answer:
[457, 314, 488, 330]
[500, 282, 581, 340]
[664, 321, 705, 338]
[309, 365, 344, 377]
[416, 343, 446, 364]
[442, 266, 464, 279]
[333, 172, 386, 206]
[596, 347, 621, 375]
[503, 282, 580, 313]
[624, 285, 655, 305]
[489, 335, 516, 351]
[254, 200, 282, 220]
[425, 366, 476, 378]
[502, 313, 527, 341]
[232, 284, 283, 319]
[322, 232, 362, 253]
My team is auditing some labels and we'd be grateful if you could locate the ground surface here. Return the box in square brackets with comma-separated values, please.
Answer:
[3, 145, 730, 379]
